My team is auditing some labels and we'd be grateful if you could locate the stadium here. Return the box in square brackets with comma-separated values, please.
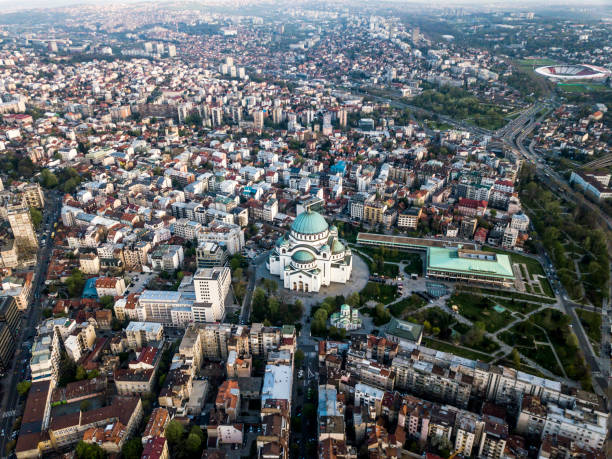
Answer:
[535, 64, 611, 81]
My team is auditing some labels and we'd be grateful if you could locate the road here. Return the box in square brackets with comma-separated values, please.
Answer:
[349, 86, 492, 138]
[0, 191, 62, 457]
[503, 104, 611, 395]
[239, 251, 269, 324]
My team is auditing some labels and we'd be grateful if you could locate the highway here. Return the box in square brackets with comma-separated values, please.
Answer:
[0, 191, 62, 458]
[348, 86, 492, 138]
[503, 104, 611, 396]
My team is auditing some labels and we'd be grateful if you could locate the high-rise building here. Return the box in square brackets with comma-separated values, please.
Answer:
[253, 110, 264, 130]
[193, 267, 231, 322]
[0, 296, 19, 370]
[272, 107, 283, 124]
[7, 203, 38, 250]
[20, 183, 44, 208]
[211, 107, 223, 126]
[412, 27, 420, 44]
[338, 109, 347, 128]
[0, 296, 21, 335]
[167, 44, 176, 57]
[0, 322, 15, 370]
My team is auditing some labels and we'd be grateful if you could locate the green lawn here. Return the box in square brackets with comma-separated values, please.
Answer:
[482, 246, 546, 277]
[531, 309, 591, 388]
[576, 308, 602, 347]
[493, 297, 540, 314]
[360, 282, 399, 305]
[356, 245, 423, 264]
[423, 338, 494, 362]
[389, 294, 426, 319]
[518, 58, 557, 67]
[450, 293, 515, 333]
[499, 321, 563, 375]
[498, 320, 548, 347]
[557, 83, 610, 93]
[402, 253, 423, 275]
[517, 344, 564, 376]
[456, 285, 556, 303]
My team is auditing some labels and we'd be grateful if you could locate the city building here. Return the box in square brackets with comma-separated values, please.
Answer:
[7, 203, 38, 250]
[267, 210, 352, 292]
[330, 304, 362, 331]
[125, 322, 164, 349]
[193, 266, 231, 322]
[196, 242, 228, 268]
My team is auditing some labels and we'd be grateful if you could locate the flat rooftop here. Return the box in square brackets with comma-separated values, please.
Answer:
[357, 233, 477, 250]
[262, 363, 292, 405]
[427, 247, 514, 279]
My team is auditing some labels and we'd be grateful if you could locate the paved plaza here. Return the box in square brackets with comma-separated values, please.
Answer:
[255, 251, 370, 310]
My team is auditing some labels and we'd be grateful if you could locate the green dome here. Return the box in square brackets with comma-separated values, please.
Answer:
[291, 210, 329, 235]
[331, 239, 345, 254]
[292, 250, 315, 263]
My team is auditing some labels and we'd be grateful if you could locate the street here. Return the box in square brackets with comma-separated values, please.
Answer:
[0, 191, 62, 458]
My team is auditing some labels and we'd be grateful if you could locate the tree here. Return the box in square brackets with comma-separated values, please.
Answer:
[511, 348, 521, 367]
[99, 295, 114, 309]
[185, 432, 202, 453]
[294, 349, 305, 368]
[121, 437, 143, 459]
[75, 441, 106, 459]
[76, 365, 87, 381]
[40, 168, 59, 188]
[165, 420, 184, 444]
[347, 292, 360, 307]
[29, 207, 42, 229]
[262, 278, 278, 295]
[5, 439, 16, 455]
[230, 253, 245, 271]
[80, 400, 91, 412]
[65, 269, 86, 297]
[16, 380, 31, 397]
[190, 425, 205, 442]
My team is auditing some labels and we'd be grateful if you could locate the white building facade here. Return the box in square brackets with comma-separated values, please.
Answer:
[267, 210, 352, 293]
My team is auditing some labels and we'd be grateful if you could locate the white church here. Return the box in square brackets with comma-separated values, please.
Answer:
[267, 210, 353, 292]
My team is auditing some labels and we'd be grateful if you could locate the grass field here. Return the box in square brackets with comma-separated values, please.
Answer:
[576, 308, 602, 347]
[360, 282, 399, 305]
[389, 294, 426, 319]
[450, 292, 515, 332]
[517, 343, 564, 376]
[517, 58, 557, 68]
[423, 338, 495, 362]
[557, 83, 610, 93]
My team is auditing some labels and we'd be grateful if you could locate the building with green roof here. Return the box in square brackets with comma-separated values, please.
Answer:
[267, 210, 353, 293]
[427, 247, 514, 287]
[384, 317, 423, 346]
[356, 232, 515, 288]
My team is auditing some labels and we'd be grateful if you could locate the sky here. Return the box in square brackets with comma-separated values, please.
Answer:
[0, 0, 610, 11]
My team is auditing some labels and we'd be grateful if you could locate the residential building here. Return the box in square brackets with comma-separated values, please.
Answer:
[7, 203, 38, 250]
[196, 242, 228, 268]
[125, 322, 164, 349]
[95, 277, 127, 297]
[193, 266, 231, 322]
[397, 207, 422, 229]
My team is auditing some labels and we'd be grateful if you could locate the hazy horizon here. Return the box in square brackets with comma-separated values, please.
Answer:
[0, 0, 611, 13]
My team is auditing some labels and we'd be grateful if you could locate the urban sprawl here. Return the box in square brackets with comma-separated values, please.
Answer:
[0, 2, 610, 459]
